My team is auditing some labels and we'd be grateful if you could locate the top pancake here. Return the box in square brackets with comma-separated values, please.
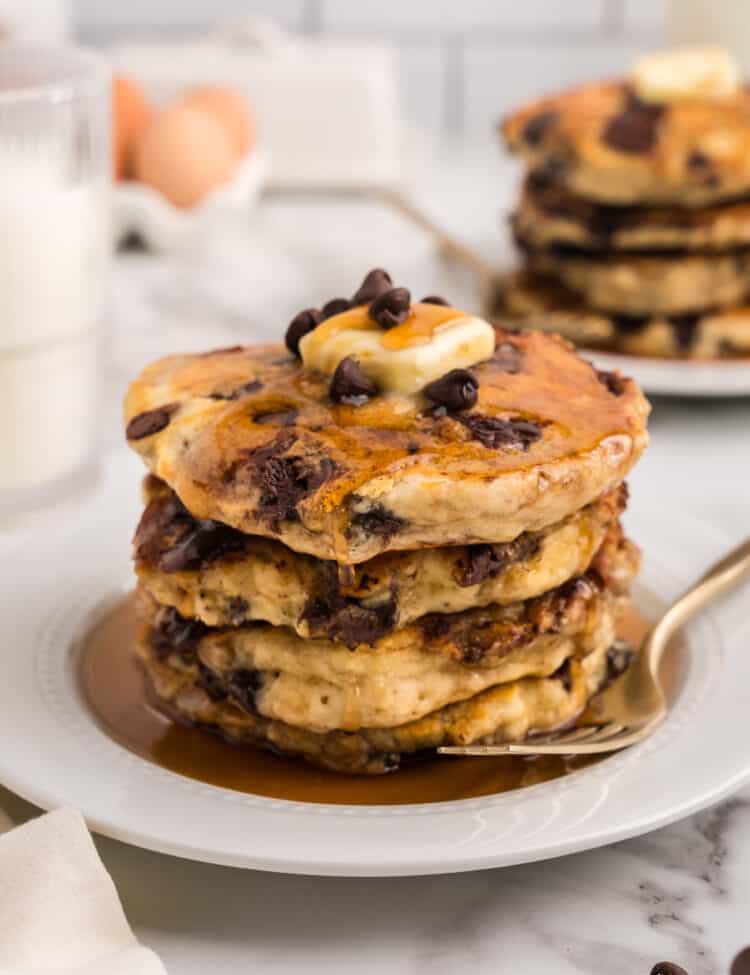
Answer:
[124, 327, 648, 563]
[502, 80, 750, 206]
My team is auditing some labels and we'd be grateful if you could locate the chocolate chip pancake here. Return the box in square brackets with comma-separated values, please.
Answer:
[515, 172, 750, 253]
[139, 625, 620, 775]
[523, 243, 750, 315]
[124, 322, 648, 564]
[136, 525, 636, 772]
[502, 80, 750, 207]
[497, 271, 750, 358]
[135, 475, 627, 641]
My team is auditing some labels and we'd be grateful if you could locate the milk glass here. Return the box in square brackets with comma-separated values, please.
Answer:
[0, 48, 110, 517]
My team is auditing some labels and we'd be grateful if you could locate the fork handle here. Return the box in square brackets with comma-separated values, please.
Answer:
[652, 535, 750, 646]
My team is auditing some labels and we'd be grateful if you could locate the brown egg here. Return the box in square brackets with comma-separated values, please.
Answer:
[184, 86, 254, 156]
[112, 74, 151, 181]
[133, 104, 237, 208]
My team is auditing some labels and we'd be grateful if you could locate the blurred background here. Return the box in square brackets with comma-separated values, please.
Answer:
[16, 0, 665, 139]
[72, 0, 664, 136]
[2, 0, 748, 530]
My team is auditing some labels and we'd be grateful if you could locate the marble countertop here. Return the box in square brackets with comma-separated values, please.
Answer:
[3, 143, 750, 974]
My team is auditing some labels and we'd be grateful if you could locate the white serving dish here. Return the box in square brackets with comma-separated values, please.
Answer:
[586, 348, 750, 397]
[0, 451, 747, 876]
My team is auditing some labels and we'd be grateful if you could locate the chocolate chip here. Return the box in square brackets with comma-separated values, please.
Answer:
[301, 594, 398, 649]
[421, 294, 450, 306]
[285, 308, 322, 358]
[522, 110, 560, 146]
[612, 313, 649, 335]
[606, 640, 634, 684]
[602, 98, 664, 154]
[494, 341, 523, 373]
[351, 268, 393, 305]
[322, 297, 352, 320]
[253, 409, 298, 426]
[669, 314, 700, 351]
[369, 287, 411, 329]
[150, 606, 207, 661]
[196, 662, 228, 702]
[349, 503, 405, 540]
[459, 414, 542, 450]
[731, 947, 750, 975]
[419, 614, 452, 641]
[650, 964, 689, 975]
[160, 519, 245, 573]
[126, 405, 177, 440]
[228, 669, 264, 714]
[423, 369, 478, 412]
[209, 379, 262, 401]
[248, 431, 338, 528]
[551, 658, 573, 693]
[456, 533, 541, 587]
[330, 356, 377, 405]
[595, 368, 625, 396]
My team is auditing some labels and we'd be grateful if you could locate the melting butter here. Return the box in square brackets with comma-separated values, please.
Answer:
[631, 46, 739, 104]
[299, 302, 496, 396]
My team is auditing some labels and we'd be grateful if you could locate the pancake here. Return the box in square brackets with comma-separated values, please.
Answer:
[523, 242, 750, 315]
[515, 172, 750, 253]
[139, 625, 623, 774]
[502, 80, 750, 207]
[124, 325, 648, 564]
[136, 525, 637, 735]
[496, 271, 750, 358]
[135, 475, 627, 641]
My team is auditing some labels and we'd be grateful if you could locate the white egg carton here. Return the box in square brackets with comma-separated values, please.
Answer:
[110, 17, 402, 190]
[113, 143, 269, 252]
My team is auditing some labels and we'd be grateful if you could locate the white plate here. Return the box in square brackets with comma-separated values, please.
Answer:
[113, 145, 269, 252]
[586, 348, 750, 397]
[0, 452, 747, 877]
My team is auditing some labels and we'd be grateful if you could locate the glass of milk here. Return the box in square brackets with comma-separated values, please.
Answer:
[0, 47, 110, 518]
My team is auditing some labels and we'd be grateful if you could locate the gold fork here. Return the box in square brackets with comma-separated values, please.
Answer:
[439, 536, 750, 758]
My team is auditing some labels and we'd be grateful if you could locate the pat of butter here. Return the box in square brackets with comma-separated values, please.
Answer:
[299, 303, 496, 396]
[631, 46, 739, 104]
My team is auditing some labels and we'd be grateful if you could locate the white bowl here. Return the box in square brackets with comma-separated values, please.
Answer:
[113, 144, 269, 252]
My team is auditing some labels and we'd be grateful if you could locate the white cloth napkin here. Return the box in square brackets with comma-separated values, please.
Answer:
[0, 808, 166, 974]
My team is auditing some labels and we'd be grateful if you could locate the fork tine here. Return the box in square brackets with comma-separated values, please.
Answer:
[526, 724, 603, 747]
[584, 722, 625, 742]
[437, 723, 635, 757]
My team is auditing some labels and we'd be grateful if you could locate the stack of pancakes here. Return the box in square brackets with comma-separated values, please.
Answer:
[125, 275, 649, 774]
[498, 64, 750, 359]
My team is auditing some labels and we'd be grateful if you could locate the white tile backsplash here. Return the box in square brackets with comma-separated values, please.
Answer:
[73, 0, 306, 38]
[319, 0, 607, 32]
[622, 0, 667, 30]
[464, 38, 658, 133]
[73, 0, 666, 133]
[395, 42, 445, 133]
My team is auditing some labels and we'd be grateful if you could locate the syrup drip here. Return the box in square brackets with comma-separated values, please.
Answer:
[307, 302, 463, 352]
